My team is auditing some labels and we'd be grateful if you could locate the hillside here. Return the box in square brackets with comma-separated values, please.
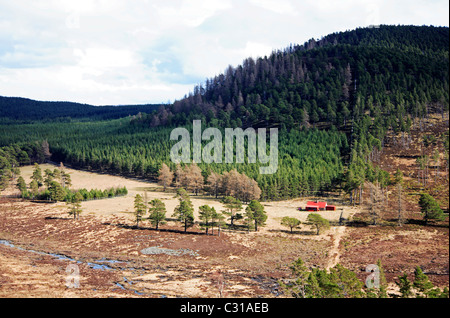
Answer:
[0, 96, 161, 121]
[138, 25, 449, 133]
[1, 25, 449, 204]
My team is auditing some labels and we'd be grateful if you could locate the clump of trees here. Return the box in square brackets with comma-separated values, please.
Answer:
[132, 194, 170, 230]
[131, 189, 267, 235]
[1, 142, 48, 192]
[280, 258, 366, 298]
[16, 163, 127, 203]
[395, 266, 449, 298]
[158, 163, 262, 203]
[281, 258, 449, 298]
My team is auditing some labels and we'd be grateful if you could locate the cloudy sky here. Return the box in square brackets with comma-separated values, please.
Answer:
[0, 0, 448, 105]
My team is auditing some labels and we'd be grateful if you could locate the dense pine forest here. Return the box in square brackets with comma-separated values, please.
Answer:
[1, 25, 449, 202]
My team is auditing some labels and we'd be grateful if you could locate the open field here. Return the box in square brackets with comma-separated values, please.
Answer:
[8, 163, 358, 232]
[0, 164, 448, 298]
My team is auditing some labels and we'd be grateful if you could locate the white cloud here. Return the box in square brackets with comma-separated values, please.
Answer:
[153, 0, 232, 28]
[249, 0, 297, 16]
[74, 48, 136, 69]
[0, 0, 448, 105]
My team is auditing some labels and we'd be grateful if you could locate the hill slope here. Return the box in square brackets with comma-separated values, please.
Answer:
[1, 25, 449, 203]
[0, 96, 161, 121]
[140, 25, 448, 135]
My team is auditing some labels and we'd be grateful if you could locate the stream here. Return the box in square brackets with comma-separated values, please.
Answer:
[0, 239, 146, 296]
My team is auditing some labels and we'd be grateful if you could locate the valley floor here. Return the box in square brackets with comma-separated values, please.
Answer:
[0, 164, 448, 298]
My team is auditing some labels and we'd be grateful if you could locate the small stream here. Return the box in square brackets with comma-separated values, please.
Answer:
[1, 239, 116, 270]
[0, 239, 146, 296]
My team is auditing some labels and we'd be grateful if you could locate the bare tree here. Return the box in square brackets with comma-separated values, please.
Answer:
[240, 174, 261, 203]
[220, 169, 261, 203]
[433, 149, 440, 182]
[394, 168, 406, 226]
[365, 181, 385, 225]
[207, 172, 222, 198]
[42, 140, 51, 161]
[158, 163, 173, 191]
[174, 164, 184, 188]
[186, 164, 203, 195]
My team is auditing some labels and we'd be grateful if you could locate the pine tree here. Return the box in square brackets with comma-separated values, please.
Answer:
[221, 196, 243, 228]
[133, 194, 146, 228]
[413, 266, 434, 297]
[148, 199, 166, 230]
[418, 193, 445, 225]
[44, 169, 54, 188]
[281, 216, 301, 234]
[245, 200, 267, 232]
[396, 273, 413, 298]
[68, 192, 83, 220]
[16, 176, 27, 197]
[173, 198, 194, 232]
[198, 205, 214, 235]
[31, 163, 43, 188]
[48, 180, 66, 202]
[211, 208, 225, 236]
[280, 258, 310, 298]
[307, 213, 330, 235]
[29, 180, 39, 199]
[376, 259, 388, 298]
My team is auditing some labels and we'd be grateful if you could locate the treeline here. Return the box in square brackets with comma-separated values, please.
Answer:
[0, 142, 50, 190]
[0, 96, 161, 121]
[1, 120, 348, 201]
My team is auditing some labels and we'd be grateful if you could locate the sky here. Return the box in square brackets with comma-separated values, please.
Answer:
[0, 0, 448, 106]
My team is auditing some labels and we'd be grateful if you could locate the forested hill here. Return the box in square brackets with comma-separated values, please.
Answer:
[0, 96, 161, 121]
[1, 25, 449, 202]
[136, 25, 449, 140]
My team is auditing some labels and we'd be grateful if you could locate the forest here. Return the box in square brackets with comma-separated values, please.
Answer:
[0, 25, 449, 203]
[0, 96, 161, 121]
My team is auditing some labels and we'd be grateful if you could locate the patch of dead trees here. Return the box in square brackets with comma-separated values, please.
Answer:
[158, 163, 261, 203]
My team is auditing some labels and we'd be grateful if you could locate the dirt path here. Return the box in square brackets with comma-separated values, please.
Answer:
[326, 226, 346, 270]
